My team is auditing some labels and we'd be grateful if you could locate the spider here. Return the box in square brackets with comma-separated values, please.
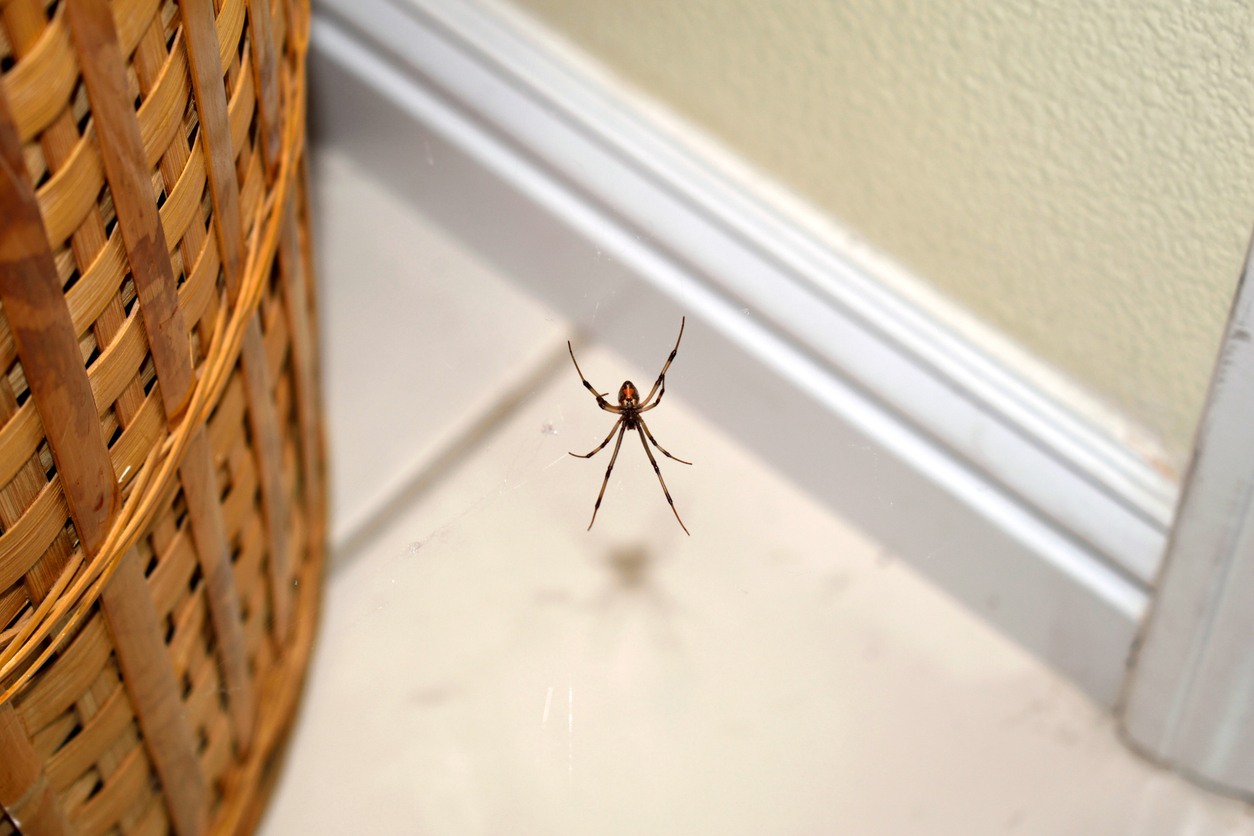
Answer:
[567, 317, 692, 535]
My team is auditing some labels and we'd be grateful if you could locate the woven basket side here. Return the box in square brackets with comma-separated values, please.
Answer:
[0, 0, 322, 833]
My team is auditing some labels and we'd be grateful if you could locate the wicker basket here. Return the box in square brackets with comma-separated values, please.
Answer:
[0, 0, 324, 833]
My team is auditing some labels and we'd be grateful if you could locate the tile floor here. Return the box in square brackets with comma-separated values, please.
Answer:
[258, 148, 1254, 834]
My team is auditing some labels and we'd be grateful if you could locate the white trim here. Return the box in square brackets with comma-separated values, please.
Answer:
[309, 0, 1178, 703]
[1121, 240, 1254, 801]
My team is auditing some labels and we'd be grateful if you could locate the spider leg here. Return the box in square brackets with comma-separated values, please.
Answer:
[570, 418, 622, 458]
[637, 416, 692, 465]
[636, 425, 690, 535]
[586, 422, 628, 530]
[638, 374, 667, 412]
[568, 341, 623, 413]
[639, 317, 685, 406]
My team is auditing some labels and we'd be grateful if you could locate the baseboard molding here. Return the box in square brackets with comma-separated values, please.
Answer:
[308, 0, 1178, 705]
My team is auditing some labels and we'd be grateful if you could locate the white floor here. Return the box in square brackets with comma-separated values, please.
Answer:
[259, 148, 1254, 835]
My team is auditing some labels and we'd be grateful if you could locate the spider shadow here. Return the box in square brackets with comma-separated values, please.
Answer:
[596, 543, 671, 599]
[604, 543, 655, 590]
[528, 544, 681, 623]
[583, 543, 689, 656]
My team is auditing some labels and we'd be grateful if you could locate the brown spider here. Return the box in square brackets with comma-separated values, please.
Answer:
[567, 317, 692, 535]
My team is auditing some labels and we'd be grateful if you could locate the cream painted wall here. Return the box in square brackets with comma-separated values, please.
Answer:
[504, 0, 1254, 470]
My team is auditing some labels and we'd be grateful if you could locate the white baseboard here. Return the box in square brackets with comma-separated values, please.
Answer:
[308, 0, 1178, 705]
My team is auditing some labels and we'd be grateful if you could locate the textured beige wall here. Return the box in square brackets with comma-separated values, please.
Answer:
[506, 0, 1254, 469]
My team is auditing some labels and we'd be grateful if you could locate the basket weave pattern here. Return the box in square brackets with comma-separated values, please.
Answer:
[0, 0, 323, 833]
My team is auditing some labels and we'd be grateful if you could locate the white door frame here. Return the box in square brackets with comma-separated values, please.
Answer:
[1121, 239, 1254, 801]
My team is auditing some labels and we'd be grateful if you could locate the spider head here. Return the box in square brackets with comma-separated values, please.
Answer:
[618, 381, 639, 407]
